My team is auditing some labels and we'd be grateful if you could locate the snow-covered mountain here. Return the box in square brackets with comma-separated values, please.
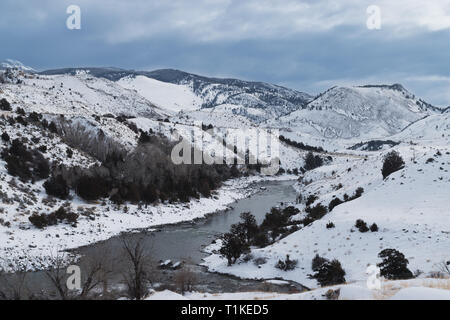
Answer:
[273, 84, 440, 141]
[0, 59, 35, 72]
[1, 70, 164, 119]
[40, 67, 313, 121]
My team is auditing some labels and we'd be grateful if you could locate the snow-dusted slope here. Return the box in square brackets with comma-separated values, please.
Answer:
[148, 278, 450, 300]
[274, 84, 438, 140]
[392, 113, 450, 146]
[203, 144, 450, 288]
[117, 75, 202, 113]
[41, 68, 313, 122]
[1, 71, 164, 119]
[0, 59, 35, 72]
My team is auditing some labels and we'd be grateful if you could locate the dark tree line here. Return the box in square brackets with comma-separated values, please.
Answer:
[45, 132, 241, 204]
[279, 135, 325, 153]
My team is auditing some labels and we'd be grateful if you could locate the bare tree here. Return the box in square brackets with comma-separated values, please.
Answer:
[174, 265, 197, 295]
[438, 261, 450, 277]
[120, 236, 153, 300]
[78, 247, 114, 299]
[0, 257, 30, 300]
[42, 250, 75, 300]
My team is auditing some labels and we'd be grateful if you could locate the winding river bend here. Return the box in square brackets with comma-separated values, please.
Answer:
[16, 179, 305, 297]
[76, 179, 303, 294]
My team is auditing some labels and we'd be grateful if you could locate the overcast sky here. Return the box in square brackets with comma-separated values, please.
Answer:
[1, 0, 450, 106]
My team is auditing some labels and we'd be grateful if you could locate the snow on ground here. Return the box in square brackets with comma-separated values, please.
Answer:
[146, 278, 450, 300]
[129, 117, 307, 171]
[202, 143, 450, 288]
[1, 72, 164, 118]
[117, 75, 202, 113]
[0, 138, 296, 273]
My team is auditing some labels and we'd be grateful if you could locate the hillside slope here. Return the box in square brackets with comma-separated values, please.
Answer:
[203, 143, 450, 288]
[273, 85, 438, 140]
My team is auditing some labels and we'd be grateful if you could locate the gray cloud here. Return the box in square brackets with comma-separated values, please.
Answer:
[0, 0, 449, 106]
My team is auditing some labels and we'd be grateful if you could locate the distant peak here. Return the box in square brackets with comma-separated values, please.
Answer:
[0, 59, 35, 72]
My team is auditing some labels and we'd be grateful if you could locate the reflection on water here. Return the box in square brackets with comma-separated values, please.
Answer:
[79, 179, 297, 265]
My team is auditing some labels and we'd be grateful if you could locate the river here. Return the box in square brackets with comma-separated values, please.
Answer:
[6, 179, 305, 298]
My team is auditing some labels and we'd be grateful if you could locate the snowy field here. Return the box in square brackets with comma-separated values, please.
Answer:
[146, 278, 450, 300]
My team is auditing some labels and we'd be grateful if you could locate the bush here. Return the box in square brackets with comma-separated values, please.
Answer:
[355, 219, 369, 233]
[1, 132, 9, 142]
[304, 204, 328, 223]
[66, 147, 73, 158]
[306, 194, 318, 206]
[1, 139, 49, 182]
[304, 152, 324, 171]
[275, 255, 298, 271]
[253, 232, 270, 248]
[0, 98, 12, 111]
[377, 249, 414, 280]
[309, 259, 346, 287]
[75, 174, 111, 201]
[44, 175, 70, 199]
[382, 151, 405, 179]
[312, 254, 329, 271]
[219, 232, 249, 266]
[370, 223, 379, 232]
[353, 187, 364, 199]
[328, 198, 344, 211]
[29, 206, 78, 229]
[48, 121, 58, 134]
[239, 212, 259, 244]
[326, 222, 335, 229]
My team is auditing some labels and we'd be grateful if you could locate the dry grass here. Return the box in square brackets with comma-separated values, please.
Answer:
[373, 278, 450, 300]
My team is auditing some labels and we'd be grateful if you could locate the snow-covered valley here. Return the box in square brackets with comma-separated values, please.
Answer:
[0, 64, 449, 300]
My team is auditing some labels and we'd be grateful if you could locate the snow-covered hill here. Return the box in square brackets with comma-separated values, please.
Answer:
[41, 68, 313, 122]
[273, 84, 439, 141]
[0, 59, 35, 72]
[1, 62, 449, 299]
[1, 71, 164, 119]
[117, 75, 202, 113]
[203, 143, 450, 288]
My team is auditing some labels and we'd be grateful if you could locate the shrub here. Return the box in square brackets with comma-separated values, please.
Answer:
[239, 212, 259, 244]
[253, 232, 270, 248]
[326, 221, 335, 229]
[353, 187, 364, 199]
[48, 121, 58, 134]
[312, 254, 329, 271]
[275, 255, 298, 271]
[75, 174, 111, 201]
[309, 259, 346, 287]
[355, 219, 369, 233]
[44, 175, 70, 200]
[29, 206, 78, 229]
[377, 249, 414, 280]
[370, 223, 379, 232]
[306, 194, 318, 206]
[0, 98, 12, 111]
[328, 198, 344, 211]
[1, 139, 49, 182]
[66, 147, 73, 158]
[382, 151, 405, 179]
[305, 204, 328, 222]
[1, 132, 10, 142]
[304, 152, 324, 171]
[219, 232, 249, 266]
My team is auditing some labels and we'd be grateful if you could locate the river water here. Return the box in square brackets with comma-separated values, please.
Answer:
[7, 179, 304, 297]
